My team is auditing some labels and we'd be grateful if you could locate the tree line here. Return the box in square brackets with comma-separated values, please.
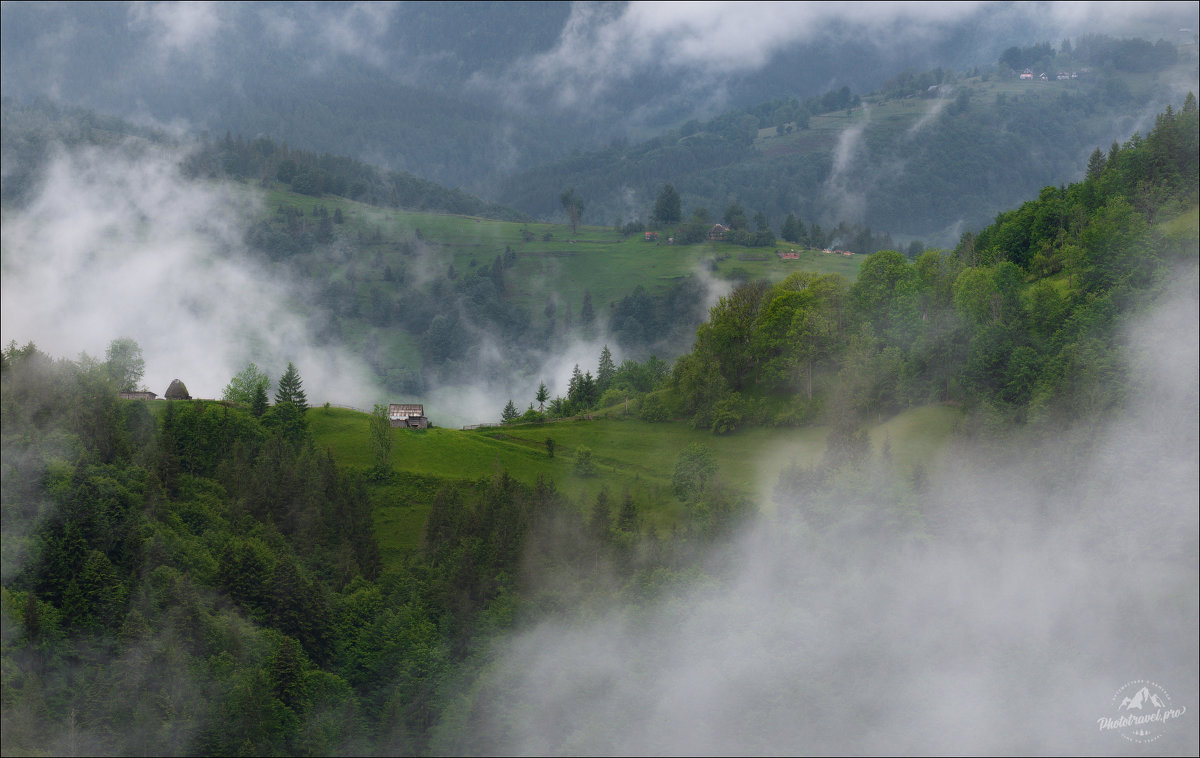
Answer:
[510, 96, 1198, 435]
[652, 95, 1198, 434]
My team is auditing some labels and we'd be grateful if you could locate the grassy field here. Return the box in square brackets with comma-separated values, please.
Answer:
[254, 183, 865, 319]
[307, 403, 963, 570]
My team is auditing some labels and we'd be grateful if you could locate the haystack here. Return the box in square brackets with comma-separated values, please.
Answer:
[164, 379, 191, 400]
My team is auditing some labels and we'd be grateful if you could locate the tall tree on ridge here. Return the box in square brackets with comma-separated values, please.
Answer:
[275, 362, 308, 413]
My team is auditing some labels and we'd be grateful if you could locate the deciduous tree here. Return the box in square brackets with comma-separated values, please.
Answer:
[105, 337, 144, 392]
[224, 362, 271, 406]
[673, 443, 717, 500]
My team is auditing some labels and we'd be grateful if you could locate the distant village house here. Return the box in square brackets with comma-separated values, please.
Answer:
[389, 403, 429, 429]
[118, 390, 157, 400]
[707, 223, 730, 241]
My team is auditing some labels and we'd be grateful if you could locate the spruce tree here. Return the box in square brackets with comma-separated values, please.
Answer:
[597, 345, 615, 393]
[1086, 147, 1106, 181]
[501, 399, 519, 423]
[618, 490, 637, 532]
[251, 381, 269, 417]
[580, 291, 595, 335]
[781, 214, 800, 243]
[275, 362, 308, 413]
[589, 487, 611, 538]
[652, 184, 681, 227]
[567, 365, 583, 407]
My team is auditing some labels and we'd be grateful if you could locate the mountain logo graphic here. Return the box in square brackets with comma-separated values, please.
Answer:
[1120, 686, 1166, 710]
[1099, 680, 1187, 744]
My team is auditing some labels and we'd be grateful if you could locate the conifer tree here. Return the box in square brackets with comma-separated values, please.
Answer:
[275, 362, 308, 413]
[618, 490, 637, 532]
[590, 487, 611, 538]
[568, 365, 583, 407]
[597, 345, 616, 393]
[251, 381, 269, 417]
[781, 214, 800, 243]
[580, 291, 596, 335]
[1086, 147, 1106, 180]
[501, 399, 519, 423]
[652, 184, 682, 227]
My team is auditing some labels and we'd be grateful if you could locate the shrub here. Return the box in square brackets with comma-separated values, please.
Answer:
[639, 391, 670, 422]
[710, 392, 745, 435]
[574, 446, 596, 476]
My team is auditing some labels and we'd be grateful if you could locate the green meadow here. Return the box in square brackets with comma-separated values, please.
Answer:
[256, 183, 864, 317]
[308, 403, 962, 570]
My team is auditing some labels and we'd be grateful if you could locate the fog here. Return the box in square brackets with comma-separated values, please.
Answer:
[444, 276, 1199, 755]
[5, 2, 1196, 197]
[0, 140, 379, 406]
[485, 1, 1198, 118]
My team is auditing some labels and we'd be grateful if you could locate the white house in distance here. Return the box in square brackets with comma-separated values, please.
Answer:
[389, 403, 429, 429]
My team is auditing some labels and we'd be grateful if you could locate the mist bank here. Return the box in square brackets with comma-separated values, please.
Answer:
[500, 44, 1198, 245]
[436, 274, 1199, 755]
[0, 138, 378, 406]
[1, 111, 721, 428]
[3, 2, 1196, 204]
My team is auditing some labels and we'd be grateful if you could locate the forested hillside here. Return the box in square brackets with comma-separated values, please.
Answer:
[2, 98, 1196, 754]
[0, 99, 525, 221]
[652, 94, 1198, 433]
[501, 39, 1196, 244]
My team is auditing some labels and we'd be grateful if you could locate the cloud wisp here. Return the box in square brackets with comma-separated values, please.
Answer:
[0, 140, 379, 406]
[451, 275, 1199, 755]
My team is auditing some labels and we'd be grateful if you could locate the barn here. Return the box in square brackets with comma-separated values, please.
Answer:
[389, 403, 429, 429]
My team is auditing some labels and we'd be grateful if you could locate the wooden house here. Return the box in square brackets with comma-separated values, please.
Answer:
[389, 403, 429, 429]
[707, 223, 730, 241]
[118, 390, 157, 400]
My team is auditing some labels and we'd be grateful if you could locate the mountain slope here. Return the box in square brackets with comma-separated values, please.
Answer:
[501, 50, 1198, 244]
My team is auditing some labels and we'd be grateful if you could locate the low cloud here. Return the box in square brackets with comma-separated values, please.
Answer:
[481, 1, 1197, 118]
[820, 104, 871, 224]
[492, 2, 982, 107]
[453, 275, 1199, 754]
[0, 140, 379, 406]
[314, 1, 399, 69]
[127, 1, 223, 65]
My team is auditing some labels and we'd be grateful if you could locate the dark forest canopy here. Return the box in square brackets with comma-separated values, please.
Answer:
[0, 98, 527, 221]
